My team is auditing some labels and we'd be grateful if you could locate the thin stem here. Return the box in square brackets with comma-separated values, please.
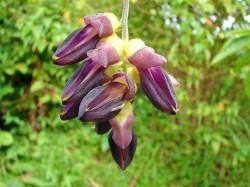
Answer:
[121, 0, 130, 41]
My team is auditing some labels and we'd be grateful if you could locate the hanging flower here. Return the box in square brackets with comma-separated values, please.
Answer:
[53, 4, 179, 170]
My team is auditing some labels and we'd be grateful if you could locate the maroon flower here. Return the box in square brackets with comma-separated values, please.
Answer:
[53, 13, 119, 65]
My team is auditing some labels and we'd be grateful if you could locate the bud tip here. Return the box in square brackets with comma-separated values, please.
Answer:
[52, 55, 59, 60]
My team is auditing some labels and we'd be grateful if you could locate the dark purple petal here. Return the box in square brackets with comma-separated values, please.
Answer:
[139, 67, 178, 115]
[78, 86, 106, 119]
[95, 121, 112, 135]
[79, 96, 123, 122]
[62, 61, 104, 104]
[78, 72, 131, 122]
[109, 130, 137, 170]
[84, 13, 113, 38]
[128, 47, 167, 69]
[87, 83, 127, 111]
[53, 25, 99, 65]
[60, 101, 80, 120]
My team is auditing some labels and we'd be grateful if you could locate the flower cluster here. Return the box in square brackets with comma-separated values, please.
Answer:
[53, 12, 178, 170]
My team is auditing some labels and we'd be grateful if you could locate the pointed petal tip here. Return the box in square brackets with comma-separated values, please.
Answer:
[60, 111, 66, 116]
[62, 95, 70, 103]
[52, 55, 59, 60]
[171, 106, 179, 115]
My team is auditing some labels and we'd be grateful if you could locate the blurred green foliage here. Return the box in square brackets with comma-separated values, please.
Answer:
[0, 0, 250, 186]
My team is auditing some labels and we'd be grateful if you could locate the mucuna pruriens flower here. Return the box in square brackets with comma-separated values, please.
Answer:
[126, 38, 178, 114]
[107, 102, 137, 170]
[53, 26, 99, 65]
[139, 66, 178, 115]
[78, 85, 125, 122]
[78, 73, 132, 122]
[53, 13, 120, 65]
[54, 9, 179, 170]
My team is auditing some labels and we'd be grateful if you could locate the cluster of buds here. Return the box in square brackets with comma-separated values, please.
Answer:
[53, 12, 178, 170]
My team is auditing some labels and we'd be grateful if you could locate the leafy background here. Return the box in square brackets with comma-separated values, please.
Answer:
[0, 0, 250, 186]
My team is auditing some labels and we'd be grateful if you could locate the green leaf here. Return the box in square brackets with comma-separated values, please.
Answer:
[226, 27, 250, 38]
[245, 73, 250, 99]
[0, 83, 14, 100]
[0, 131, 14, 147]
[211, 141, 220, 154]
[212, 36, 250, 65]
[30, 80, 45, 93]
[233, 50, 250, 72]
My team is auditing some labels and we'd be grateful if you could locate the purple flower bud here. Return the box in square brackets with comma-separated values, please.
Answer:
[53, 13, 119, 65]
[62, 60, 105, 104]
[139, 66, 178, 115]
[107, 105, 136, 170]
[78, 72, 132, 122]
[128, 46, 167, 69]
[95, 121, 112, 135]
[60, 101, 81, 120]
[53, 25, 99, 65]
[109, 130, 137, 170]
[87, 41, 120, 68]
[109, 112, 134, 150]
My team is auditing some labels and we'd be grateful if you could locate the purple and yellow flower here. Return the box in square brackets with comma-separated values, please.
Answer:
[54, 11, 179, 170]
[53, 13, 120, 65]
[78, 72, 135, 122]
[108, 102, 137, 170]
[126, 39, 178, 115]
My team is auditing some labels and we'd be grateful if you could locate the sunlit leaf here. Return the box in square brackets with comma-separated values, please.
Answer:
[0, 131, 14, 147]
[30, 81, 45, 93]
[212, 36, 250, 65]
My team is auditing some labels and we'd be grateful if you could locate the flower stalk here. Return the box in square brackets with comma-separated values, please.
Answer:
[121, 0, 130, 42]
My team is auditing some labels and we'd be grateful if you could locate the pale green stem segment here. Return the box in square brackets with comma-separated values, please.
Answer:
[121, 0, 130, 42]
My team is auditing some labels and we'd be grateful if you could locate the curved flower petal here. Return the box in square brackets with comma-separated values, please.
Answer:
[78, 84, 126, 122]
[53, 25, 99, 65]
[124, 74, 136, 100]
[78, 72, 132, 122]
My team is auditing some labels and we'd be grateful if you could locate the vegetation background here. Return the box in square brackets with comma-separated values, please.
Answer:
[0, 0, 250, 186]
